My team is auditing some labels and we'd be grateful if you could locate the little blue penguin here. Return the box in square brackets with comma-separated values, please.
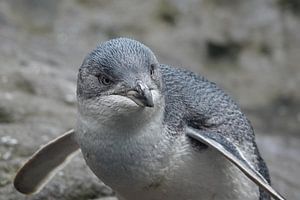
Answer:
[14, 38, 285, 200]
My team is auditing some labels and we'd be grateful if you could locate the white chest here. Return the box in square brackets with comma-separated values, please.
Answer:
[76, 121, 259, 200]
[77, 117, 171, 186]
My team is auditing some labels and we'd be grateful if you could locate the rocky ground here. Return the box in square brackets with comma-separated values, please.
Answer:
[0, 0, 299, 199]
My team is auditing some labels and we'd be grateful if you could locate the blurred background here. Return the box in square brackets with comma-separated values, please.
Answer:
[0, 0, 299, 199]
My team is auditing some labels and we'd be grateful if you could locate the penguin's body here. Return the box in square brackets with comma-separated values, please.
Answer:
[76, 64, 265, 200]
[14, 38, 284, 200]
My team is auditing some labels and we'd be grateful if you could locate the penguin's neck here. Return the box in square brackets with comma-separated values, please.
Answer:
[76, 97, 167, 151]
[90, 108, 163, 138]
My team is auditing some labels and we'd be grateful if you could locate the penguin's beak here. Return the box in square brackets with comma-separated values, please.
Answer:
[126, 80, 154, 107]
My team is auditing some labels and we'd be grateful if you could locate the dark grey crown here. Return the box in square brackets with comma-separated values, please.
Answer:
[84, 38, 158, 73]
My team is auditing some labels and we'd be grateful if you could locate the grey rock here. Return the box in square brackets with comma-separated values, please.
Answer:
[0, 0, 299, 199]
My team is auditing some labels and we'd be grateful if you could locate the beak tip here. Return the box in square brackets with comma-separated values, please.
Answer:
[126, 91, 154, 108]
[146, 102, 154, 108]
[134, 96, 154, 108]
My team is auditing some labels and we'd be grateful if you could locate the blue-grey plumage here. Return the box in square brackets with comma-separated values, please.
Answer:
[13, 37, 286, 199]
[75, 38, 284, 200]
[161, 64, 283, 199]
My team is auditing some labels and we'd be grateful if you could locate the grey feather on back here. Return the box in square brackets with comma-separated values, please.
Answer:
[159, 64, 271, 199]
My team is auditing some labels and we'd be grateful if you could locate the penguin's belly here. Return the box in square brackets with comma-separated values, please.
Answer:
[78, 130, 259, 200]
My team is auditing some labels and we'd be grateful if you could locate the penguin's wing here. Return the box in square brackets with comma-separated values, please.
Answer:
[14, 129, 79, 195]
[185, 126, 286, 200]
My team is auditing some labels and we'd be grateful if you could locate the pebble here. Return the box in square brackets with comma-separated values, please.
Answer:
[90, 197, 118, 200]
[2, 151, 11, 160]
[0, 136, 18, 146]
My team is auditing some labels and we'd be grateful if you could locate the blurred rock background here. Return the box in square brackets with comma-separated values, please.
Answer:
[0, 0, 299, 199]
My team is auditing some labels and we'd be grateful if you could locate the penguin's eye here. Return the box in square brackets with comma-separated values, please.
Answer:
[98, 75, 113, 86]
[150, 64, 155, 78]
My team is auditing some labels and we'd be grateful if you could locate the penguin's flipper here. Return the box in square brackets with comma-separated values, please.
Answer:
[14, 129, 79, 195]
[185, 126, 286, 200]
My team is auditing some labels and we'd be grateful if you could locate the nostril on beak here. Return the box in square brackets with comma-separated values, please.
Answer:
[136, 80, 146, 95]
